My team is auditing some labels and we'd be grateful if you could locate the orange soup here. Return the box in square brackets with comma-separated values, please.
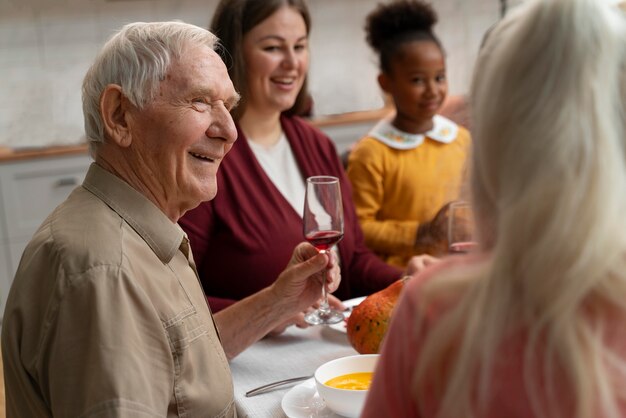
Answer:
[324, 372, 373, 390]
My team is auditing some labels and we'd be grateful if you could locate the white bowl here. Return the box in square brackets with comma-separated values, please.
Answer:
[314, 354, 379, 418]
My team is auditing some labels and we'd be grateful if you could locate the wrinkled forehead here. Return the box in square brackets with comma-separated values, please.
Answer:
[162, 44, 239, 103]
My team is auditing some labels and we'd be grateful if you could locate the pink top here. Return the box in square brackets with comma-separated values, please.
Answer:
[362, 255, 626, 418]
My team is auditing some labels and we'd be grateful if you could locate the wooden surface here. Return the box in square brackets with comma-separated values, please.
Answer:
[0, 95, 471, 164]
[311, 105, 393, 127]
[0, 144, 89, 163]
[0, 107, 391, 163]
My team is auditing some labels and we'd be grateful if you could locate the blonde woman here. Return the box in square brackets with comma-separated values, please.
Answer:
[363, 0, 626, 417]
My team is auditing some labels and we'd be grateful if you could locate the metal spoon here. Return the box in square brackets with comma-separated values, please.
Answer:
[245, 375, 313, 397]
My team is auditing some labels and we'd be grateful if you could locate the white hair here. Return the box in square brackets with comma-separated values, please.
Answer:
[412, 0, 626, 417]
[81, 21, 219, 155]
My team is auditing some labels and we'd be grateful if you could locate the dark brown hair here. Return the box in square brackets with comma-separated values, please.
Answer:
[211, 0, 312, 121]
[365, 0, 443, 74]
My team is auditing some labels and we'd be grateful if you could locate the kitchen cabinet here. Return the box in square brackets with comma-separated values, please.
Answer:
[0, 152, 92, 322]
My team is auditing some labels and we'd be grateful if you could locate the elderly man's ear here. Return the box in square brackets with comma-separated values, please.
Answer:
[100, 84, 133, 147]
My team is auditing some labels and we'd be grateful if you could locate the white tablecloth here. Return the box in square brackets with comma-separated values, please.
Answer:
[230, 325, 357, 418]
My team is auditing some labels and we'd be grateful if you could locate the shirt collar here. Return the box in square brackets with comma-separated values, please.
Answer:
[81, 163, 184, 264]
[369, 114, 459, 150]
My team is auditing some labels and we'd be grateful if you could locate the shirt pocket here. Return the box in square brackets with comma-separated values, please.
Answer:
[163, 305, 234, 418]
[164, 305, 209, 351]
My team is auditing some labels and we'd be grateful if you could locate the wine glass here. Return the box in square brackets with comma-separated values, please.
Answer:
[448, 201, 478, 254]
[303, 175, 345, 325]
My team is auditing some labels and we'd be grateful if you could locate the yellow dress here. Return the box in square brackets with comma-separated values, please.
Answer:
[346, 115, 471, 267]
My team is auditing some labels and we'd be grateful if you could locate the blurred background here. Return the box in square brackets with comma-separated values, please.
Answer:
[0, 0, 522, 149]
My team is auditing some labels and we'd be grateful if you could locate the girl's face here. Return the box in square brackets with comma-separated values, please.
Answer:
[380, 40, 447, 133]
[242, 6, 309, 116]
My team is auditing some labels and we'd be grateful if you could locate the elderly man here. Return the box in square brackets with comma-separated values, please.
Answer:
[1, 21, 339, 417]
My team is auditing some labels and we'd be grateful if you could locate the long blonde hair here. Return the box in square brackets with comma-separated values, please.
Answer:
[413, 1, 626, 417]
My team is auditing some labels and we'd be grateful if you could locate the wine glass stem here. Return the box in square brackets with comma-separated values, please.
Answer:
[318, 248, 331, 315]
[319, 282, 331, 314]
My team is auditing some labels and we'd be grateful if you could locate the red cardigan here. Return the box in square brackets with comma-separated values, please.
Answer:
[179, 115, 402, 312]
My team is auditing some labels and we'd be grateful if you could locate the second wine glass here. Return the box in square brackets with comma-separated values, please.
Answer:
[303, 175, 345, 325]
[448, 201, 478, 254]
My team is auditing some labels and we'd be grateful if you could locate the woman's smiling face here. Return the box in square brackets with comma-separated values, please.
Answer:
[242, 5, 309, 115]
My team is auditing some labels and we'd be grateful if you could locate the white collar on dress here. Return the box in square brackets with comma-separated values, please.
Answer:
[369, 114, 459, 150]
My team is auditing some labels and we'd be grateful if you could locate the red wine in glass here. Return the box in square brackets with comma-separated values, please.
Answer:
[305, 230, 344, 252]
[449, 241, 478, 254]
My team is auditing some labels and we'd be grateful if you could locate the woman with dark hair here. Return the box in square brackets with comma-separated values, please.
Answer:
[210, 0, 312, 121]
[179, 0, 436, 332]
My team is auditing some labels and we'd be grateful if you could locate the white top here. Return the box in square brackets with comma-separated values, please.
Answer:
[248, 133, 342, 262]
[369, 114, 459, 150]
[247, 133, 305, 216]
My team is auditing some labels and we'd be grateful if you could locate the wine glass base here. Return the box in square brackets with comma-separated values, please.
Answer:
[304, 309, 344, 326]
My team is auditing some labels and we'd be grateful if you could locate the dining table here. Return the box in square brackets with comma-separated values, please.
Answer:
[230, 322, 358, 418]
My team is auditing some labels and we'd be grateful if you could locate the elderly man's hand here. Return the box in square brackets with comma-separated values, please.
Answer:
[216, 243, 341, 358]
[267, 294, 345, 336]
[269, 242, 341, 317]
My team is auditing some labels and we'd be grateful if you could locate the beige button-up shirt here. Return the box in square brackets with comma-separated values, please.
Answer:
[2, 163, 236, 417]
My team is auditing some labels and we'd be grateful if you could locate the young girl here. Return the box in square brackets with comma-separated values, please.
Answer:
[346, 0, 471, 268]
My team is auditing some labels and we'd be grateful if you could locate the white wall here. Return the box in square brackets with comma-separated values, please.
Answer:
[0, 0, 508, 149]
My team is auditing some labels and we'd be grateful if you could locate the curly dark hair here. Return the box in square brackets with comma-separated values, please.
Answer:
[365, 0, 443, 73]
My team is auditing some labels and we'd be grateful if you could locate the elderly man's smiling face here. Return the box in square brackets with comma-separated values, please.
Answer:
[125, 43, 239, 220]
